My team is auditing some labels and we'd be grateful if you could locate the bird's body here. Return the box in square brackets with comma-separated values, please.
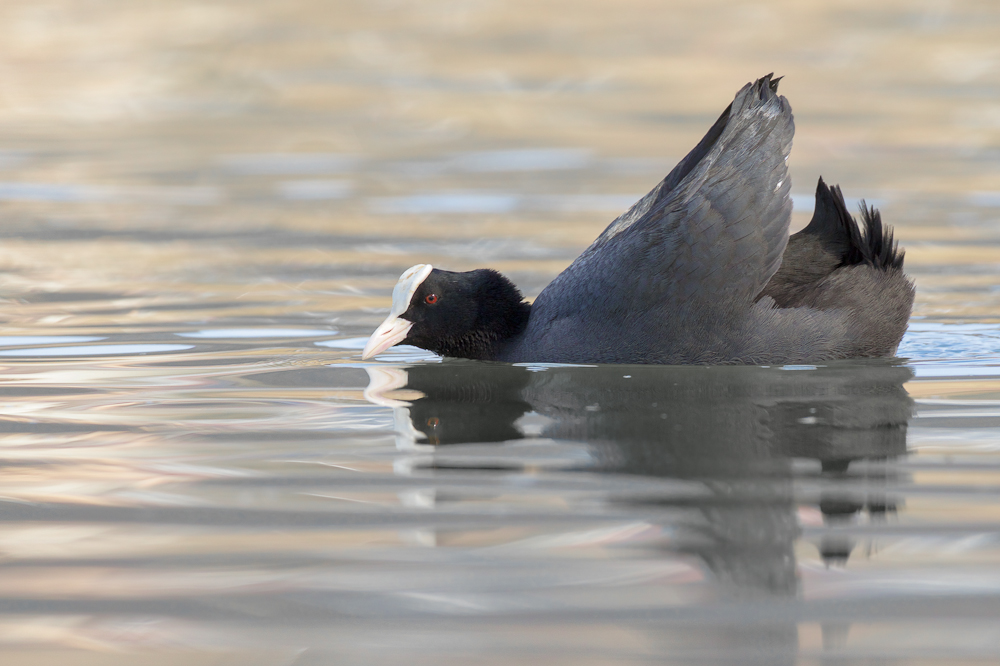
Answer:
[363, 75, 914, 365]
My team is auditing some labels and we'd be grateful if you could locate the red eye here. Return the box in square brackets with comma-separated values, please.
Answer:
[425, 293, 438, 304]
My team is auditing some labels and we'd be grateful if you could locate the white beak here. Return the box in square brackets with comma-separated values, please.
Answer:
[361, 316, 413, 360]
[361, 264, 433, 360]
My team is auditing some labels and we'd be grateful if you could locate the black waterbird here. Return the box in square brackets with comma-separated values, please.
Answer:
[363, 75, 914, 365]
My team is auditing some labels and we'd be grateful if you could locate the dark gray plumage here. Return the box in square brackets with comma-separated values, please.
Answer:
[364, 74, 915, 365]
[757, 178, 913, 360]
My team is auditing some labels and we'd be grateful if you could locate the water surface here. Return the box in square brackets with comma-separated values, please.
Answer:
[0, 1, 999, 664]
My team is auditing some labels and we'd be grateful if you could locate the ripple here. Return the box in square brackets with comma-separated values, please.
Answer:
[900, 322, 1000, 364]
[276, 179, 354, 200]
[318, 337, 441, 362]
[0, 336, 104, 346]
[370, 192, 519, 215]
[393, 149, 593, 175]
[0, 182, 221, 205]
[316, 337, 367, 349]
[369, 192, 640, 215]
[219, 153, 358, 175]
[0, 344, 195, 357]
[178, 328, 337, 339]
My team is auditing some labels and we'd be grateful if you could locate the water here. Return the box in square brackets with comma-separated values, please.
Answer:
[0, 1, 999, 663]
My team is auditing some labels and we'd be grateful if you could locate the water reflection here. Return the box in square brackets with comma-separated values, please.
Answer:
[360, 361, 919, 660]
[374, 361, 912, 608]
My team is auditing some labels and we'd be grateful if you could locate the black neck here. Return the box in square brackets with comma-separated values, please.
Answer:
[433, 300, 531, 361]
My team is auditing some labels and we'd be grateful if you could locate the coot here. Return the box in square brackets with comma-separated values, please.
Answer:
[362, 75, 914, 365]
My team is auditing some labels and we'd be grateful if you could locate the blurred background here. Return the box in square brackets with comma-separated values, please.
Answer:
[0, 1, 998, 664]
[0, 0, 997, 322]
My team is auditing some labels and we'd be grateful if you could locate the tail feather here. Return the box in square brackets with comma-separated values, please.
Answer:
[804, 177, 904, 271]
[855, 202, 905, 270]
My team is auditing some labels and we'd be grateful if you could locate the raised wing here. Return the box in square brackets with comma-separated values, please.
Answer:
[516, 75, 794, 363]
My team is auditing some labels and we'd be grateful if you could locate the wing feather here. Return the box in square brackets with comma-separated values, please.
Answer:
[516, 75, 794, 363]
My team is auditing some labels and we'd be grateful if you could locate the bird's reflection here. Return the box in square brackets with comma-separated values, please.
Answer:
[366, 359, 913, 659]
